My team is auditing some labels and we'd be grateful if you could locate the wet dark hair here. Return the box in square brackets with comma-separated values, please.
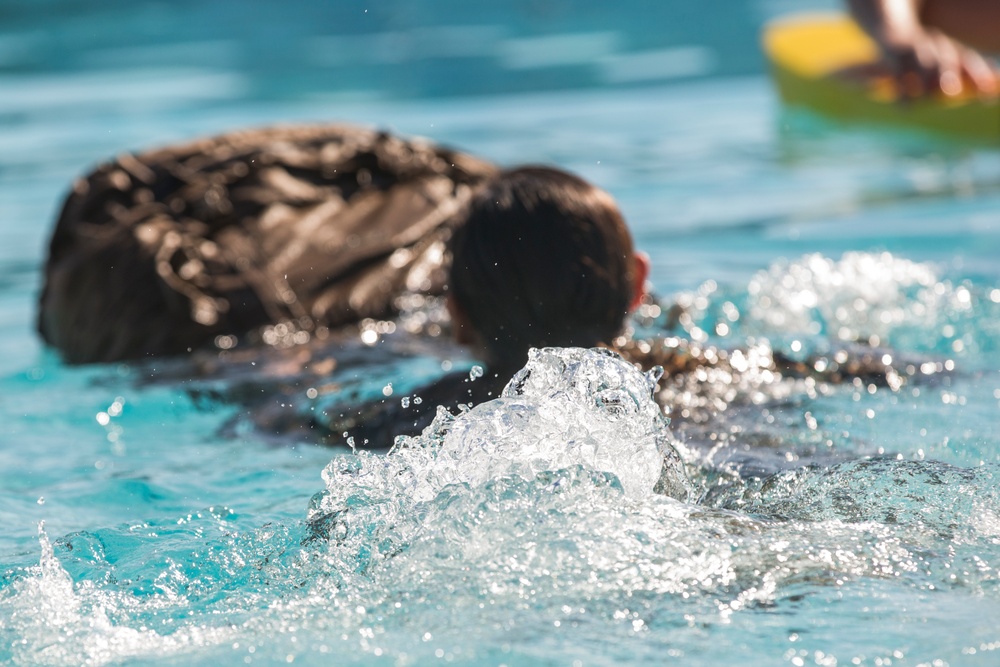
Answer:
[448, 166, 637, 370]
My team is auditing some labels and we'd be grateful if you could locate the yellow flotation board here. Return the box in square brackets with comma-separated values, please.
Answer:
[763, 13, 1000, 142]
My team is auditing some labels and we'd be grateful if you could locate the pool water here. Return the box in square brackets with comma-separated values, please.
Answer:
[2, 1, 1000, 665]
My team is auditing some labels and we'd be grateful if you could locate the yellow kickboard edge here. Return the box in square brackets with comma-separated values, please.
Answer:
[763, 12, 1000, 142]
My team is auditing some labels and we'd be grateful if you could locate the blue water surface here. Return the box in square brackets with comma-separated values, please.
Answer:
[2, 0, 1000, 665]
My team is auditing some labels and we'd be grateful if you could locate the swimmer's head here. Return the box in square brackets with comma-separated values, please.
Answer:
[447, 166, 648, 370]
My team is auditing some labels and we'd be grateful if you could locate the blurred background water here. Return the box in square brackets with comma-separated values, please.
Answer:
[2, 0, 1000, 665]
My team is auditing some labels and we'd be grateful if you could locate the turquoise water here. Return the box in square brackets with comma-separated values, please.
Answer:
[3, 1, 1000, 665]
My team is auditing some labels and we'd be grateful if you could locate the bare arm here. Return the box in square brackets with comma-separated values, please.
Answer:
[847, 0, 998, 97]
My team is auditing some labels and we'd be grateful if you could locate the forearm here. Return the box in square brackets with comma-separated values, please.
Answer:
[847, 0, 925, 46]
[846, 0, 999, 96]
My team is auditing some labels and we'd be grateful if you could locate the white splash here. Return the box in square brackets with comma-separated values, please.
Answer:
[745, 251, 942, 342]
[319, 347, 689, 511]
[0, 524, 234, 666]
[434, 346, 686, 499]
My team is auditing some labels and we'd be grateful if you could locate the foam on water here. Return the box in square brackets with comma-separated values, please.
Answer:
[2, 348, 698, 664]
[1, 336, 999, 665]
[308, 347, 691, 562]
[0, 524, 235, 666]
[746, 252, 941, 342]
[389, 346, 689, 500]
[6, 457, 1000, 666]
[670, 251, 1000, 361]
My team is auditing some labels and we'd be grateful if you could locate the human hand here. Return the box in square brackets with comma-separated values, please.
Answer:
[877, 24, 1000, 99]
[847, 0, 1000, 99]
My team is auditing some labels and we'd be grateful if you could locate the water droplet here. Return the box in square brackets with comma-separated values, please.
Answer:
[401, 396, 411, 408]
[469, 365, 484, 380]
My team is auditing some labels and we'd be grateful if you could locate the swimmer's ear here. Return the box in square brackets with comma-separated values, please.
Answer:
[629, 251, 650, 312]
[446, 293, 477, 345]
